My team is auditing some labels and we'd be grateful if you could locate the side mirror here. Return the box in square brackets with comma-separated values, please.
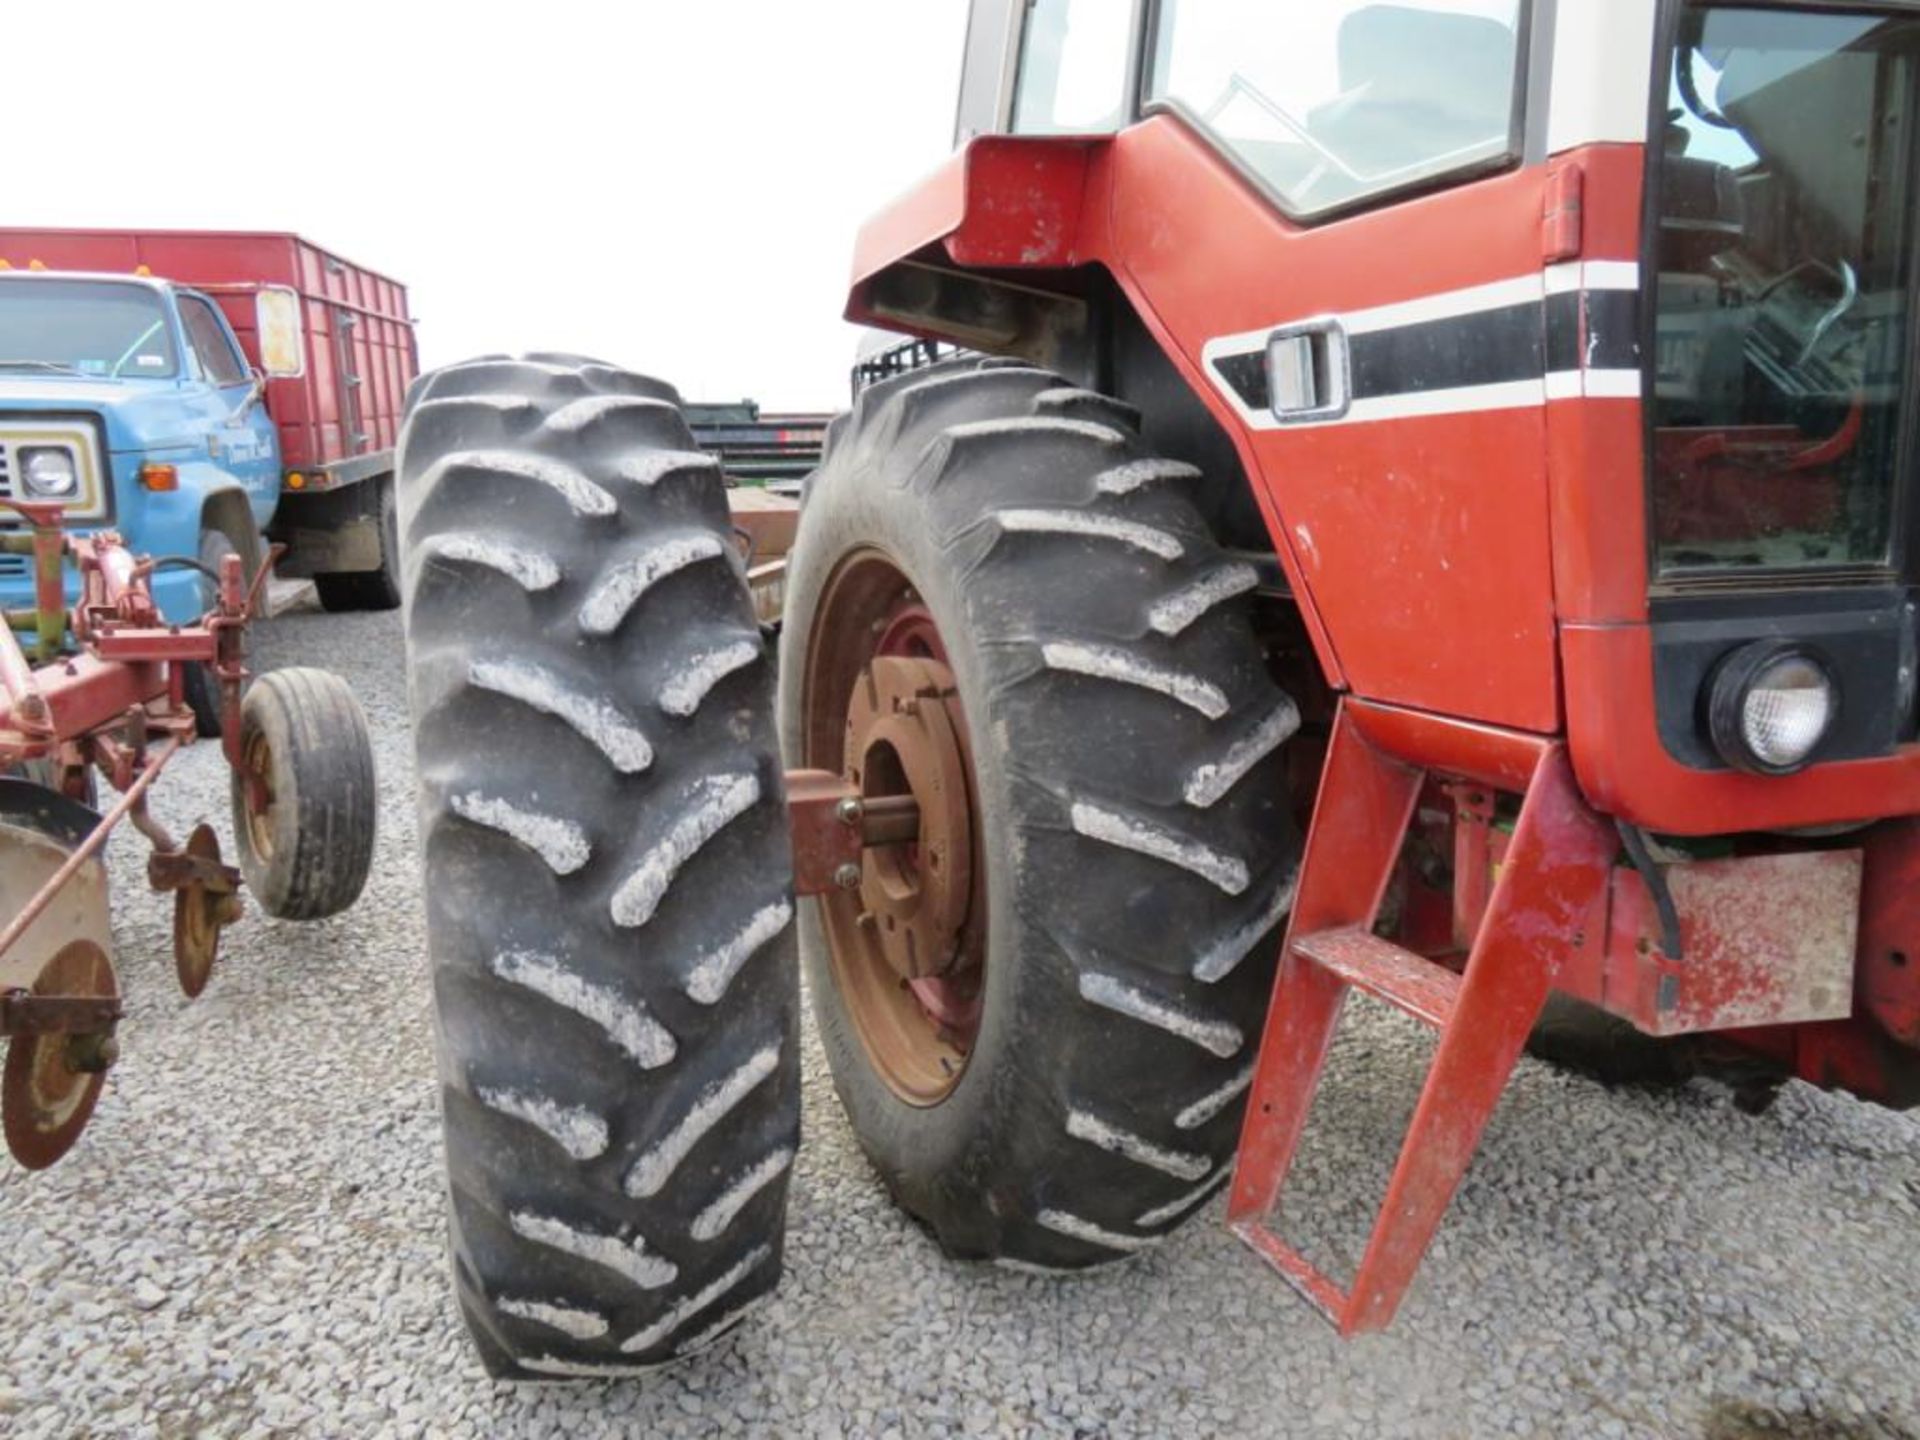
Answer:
[226, 368, 269, 425]
[254, 286, 306, 379]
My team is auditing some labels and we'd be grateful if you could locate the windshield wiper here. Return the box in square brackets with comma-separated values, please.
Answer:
[0, 358, 82, 375]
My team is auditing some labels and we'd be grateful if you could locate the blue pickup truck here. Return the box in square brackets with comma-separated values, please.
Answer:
[0, 231, 416, 729]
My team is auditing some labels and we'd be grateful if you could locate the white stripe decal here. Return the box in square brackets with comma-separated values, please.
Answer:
[1544, 371, 1585, 403]
[1582, 261, 1643, 292]
[1583, 369, 1644, 400]
[1341, 274, 1544, 337]
[1342, 379, 1548, 426]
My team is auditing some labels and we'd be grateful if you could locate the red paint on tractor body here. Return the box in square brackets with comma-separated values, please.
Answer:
[843, 86, 1920, 1330]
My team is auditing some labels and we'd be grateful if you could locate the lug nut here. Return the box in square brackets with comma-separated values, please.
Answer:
[833, 862, 862, 891]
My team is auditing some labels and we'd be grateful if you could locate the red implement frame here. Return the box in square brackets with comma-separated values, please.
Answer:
[0, 501, 268, 998]
[1229, 699, 1615, 1334]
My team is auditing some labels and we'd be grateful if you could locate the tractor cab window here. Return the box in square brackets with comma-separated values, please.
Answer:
[1651, 8, 1920, 577]
[1011, 0, 1133, 135]
[1146, 1, 1525, 217]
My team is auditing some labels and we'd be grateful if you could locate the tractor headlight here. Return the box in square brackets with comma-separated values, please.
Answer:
[1707, 642, 1839, 775]
[19, 445, 79, 499]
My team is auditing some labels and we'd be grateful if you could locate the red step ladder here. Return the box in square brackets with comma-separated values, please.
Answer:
[1228, 700, 1615, 1335]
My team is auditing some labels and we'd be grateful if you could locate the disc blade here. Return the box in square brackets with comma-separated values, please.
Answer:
[3, 938, 119, 1169]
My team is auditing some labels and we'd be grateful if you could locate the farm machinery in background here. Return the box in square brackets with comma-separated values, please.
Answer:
[392, 0, 1920, 1378]
[682, 400, 829, 491]
[682, 400, 823, 626]
[0, 228, 418, 742]
[0, 498, 373, 1169]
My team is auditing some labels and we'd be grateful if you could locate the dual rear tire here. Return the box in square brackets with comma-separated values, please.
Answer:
[397, 356, 800, 1378]
[396, 354, 1299, 1374]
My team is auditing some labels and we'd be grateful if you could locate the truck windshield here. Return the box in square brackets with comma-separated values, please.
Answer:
[1651, 8, 1919, 576]
[0, 279, 179, 380]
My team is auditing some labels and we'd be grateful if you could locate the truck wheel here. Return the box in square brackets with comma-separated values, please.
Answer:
[182, 528, 238, 738]
[315, 476, 402, 612]
[228, 668, 376, 920]
[398, 354, 799, 1377]
[779, 359, 1302, 1267]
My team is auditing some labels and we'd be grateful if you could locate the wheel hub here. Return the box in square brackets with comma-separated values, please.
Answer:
[805, 555, 989, 1105]
[843, 655, 972, 984]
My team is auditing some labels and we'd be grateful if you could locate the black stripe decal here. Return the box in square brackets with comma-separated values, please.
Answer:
[1209, 284, 1642, 415]
[1546, 291, 1583, 375]
[1348, 301, 1543, 399]
[1212, 351, 1270, 412]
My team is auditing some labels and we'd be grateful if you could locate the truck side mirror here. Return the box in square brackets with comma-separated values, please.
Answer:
[254, 286, 306, 379]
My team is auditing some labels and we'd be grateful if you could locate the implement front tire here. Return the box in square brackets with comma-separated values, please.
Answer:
[229, 667, 375, 920]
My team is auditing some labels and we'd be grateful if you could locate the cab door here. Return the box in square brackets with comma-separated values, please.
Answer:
[177, 290, 279, 528]
[1103, 2, 1566, 734]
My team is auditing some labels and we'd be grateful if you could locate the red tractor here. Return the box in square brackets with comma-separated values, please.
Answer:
[394, 0, 1920, 1375]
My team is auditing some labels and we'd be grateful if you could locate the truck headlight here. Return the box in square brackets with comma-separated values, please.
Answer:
[19, 446, 80, 499]
[1707, 642, 1839, 775]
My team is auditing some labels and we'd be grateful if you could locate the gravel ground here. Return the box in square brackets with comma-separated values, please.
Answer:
[2, 606, 1918, 1440]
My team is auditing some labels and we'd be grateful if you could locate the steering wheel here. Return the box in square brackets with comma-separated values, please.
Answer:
[1755, 259, 1861, 375]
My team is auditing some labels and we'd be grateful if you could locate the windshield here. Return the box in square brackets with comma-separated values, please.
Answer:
[0, 278, 179, 380]
[1147, 1, 1525, 217]
[1651, 8, 1919, 576]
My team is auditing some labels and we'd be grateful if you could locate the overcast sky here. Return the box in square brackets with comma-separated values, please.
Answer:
[10, 0, 971, 410]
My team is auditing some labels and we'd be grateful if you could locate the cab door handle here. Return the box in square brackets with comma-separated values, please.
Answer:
[1266, 318, 1351, 423]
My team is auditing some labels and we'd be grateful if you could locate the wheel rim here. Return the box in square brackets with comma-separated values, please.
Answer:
[803, 550, 986, 1105]
[242, 731, 277, 863]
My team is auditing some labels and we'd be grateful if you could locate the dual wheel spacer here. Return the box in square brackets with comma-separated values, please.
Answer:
[819, 603, 988, 1105]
